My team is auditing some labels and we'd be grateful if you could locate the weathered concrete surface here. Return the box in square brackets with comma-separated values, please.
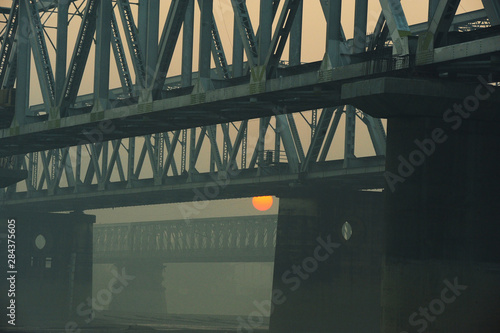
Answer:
[0, 212, 94, 329]
[342, 77, 500, 119]
[269, 190, 384, 333]
[382, 116, 500, 332]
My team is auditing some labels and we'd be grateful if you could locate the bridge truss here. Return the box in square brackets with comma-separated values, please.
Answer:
[0, 0, 497, 211]
[93, 215, 277, 263]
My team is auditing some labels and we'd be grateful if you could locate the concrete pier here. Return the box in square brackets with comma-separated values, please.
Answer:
[0, 211, 94, 328]
[382, 116, 500, 332]
[269, 190, 384, 332]
[108, 262, 167, 314]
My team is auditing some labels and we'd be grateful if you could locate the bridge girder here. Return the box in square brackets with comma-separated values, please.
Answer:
[0, 1, 496, 210]
[93, 215, 278, 264]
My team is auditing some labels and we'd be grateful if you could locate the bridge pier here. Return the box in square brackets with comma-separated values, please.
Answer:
[0, 211, 94, 328]
[382, 116, 500, 332]
[108, 262, 167, 314]
[268, 190, 384, 333]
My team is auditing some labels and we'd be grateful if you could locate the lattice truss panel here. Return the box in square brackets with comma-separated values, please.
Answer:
[0, 0, 495, 208]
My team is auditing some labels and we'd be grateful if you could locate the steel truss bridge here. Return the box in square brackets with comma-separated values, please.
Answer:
[93, 215, 277, 263]
[0, 0, 498, 212]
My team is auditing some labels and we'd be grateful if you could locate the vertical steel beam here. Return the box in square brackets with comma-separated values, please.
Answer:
[353, 0, 368, 53]
[14, 0, 30, 126]
[138, 0, 148, 60]
[198, 0, 213, 80]
[207, 125, 222, 172]
[196, 0, 229, 80]
[145, 0, 159, 87]
[127, 137, 135, 188]
[56, 0, 69, 102]
[259, 0, 273, 66]
[76, 146, 82, 186]
[232, 4, 244, 77]
[188, 128, 196, 177]
[274, 124, 281, 163]
[289, 0, 303, 66]
[181, 0, 194, 87]
[94, 0, 111, 110]
[343, 105, 356, 167]
[249, 117, 270, 169]
[326, 0, 342, 67]
[257, 117, 267, 167]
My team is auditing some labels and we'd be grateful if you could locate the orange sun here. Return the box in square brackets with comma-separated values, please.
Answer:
[252, 196, 273, 211]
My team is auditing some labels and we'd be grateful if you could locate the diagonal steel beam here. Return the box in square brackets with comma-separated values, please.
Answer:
[231, 0, 258, 69]
[427, 0, 461, 47]
[301, 108, 334, 172]
[196, 0, 230, 80]
[226, 120, 248, 171]
[276, 114, 299, 173]
[103, 140, 122, 185]
[207, 125, 223, 172]
[482, 0, 500, 25]
[25, 0, 56, 110]
[14, 0, 29, 126]
[151, 0, 189, 98]
[116, 0, 146, 89]
[110, 10, 133, 97]
[265, 0, 302, 77]
[59, 0, 99, 115]
[368, 12, 389, 51]
[249, 117, 271, 169]
[162, 130, 181, 179]
[379, 0, 411, 55]
[319, 107, 343, 162]
[0, 0, 19, 87]
[286, 113, 305, 163]
[359, 113, 386, 156]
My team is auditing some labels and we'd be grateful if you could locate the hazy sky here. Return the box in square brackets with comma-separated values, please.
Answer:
[8, 0, 484, 223]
